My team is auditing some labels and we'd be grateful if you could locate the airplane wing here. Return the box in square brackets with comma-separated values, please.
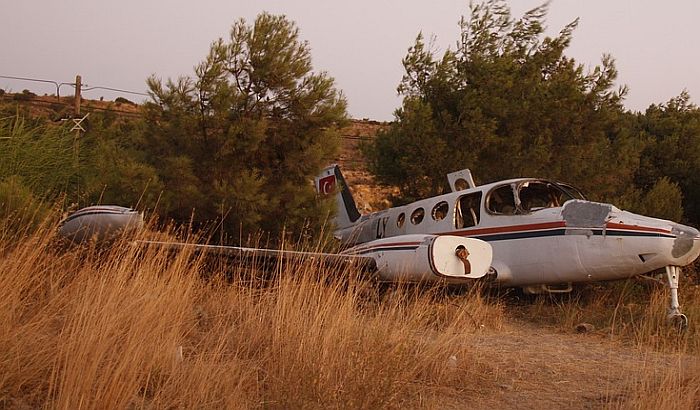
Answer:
[137, 234, 493, 284]
[58, 206, 493, 283]
[136, 240, 377, 272]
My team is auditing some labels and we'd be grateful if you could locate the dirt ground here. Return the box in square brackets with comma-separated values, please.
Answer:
[446, 321, 695, 409]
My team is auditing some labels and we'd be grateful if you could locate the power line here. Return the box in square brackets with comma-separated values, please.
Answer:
[0, 74, 149, 99]
[0, 75, 62, 86]
[81, 86, 149, 97]
[0, 75, 75, 99]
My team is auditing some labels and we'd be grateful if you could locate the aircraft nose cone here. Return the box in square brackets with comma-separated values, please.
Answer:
[670, 223, 700, 265]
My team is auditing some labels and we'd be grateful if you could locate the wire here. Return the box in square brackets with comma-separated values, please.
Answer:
[0, 75, 62, 87]
[0, 74, 149, 99]
[81, 86, 150, 97]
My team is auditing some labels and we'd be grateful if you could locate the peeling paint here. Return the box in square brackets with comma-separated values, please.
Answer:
[561, 201, 612, 228]
[671, 224, 699, 258]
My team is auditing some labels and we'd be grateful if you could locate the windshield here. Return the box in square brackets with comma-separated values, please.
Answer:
[517, 181, 574, 212]
[555, 182, 587, 200]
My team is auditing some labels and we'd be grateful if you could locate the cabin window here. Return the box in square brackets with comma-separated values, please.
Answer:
[487, 185, 517, 215]
[397, 212, 405, 228]
[410, 208, 425, 225]
[432, 201, 449, 221]
[518, 181, 573, 213]
[456, 192, 482, 228]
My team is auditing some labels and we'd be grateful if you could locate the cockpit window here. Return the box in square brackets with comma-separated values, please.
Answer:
[487, 185, 517, 215]
[518, 181, 574, 212]
[556, 182, 586, 200]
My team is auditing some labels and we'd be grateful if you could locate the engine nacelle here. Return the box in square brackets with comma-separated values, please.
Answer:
[59, 205, 143, 244]
[343, 234, 493, 283]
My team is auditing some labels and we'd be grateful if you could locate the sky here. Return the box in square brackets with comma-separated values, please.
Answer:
[2, 1, 698, 121]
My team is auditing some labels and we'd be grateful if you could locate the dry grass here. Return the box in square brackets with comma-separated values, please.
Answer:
[509, 278, 700, 409]
[511, 277, 700, 354]
[0, 218, 505, 409]
[614, 362, 700, 410]
[4, 210, 700, 409]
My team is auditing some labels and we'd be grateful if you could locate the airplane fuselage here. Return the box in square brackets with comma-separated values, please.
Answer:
[337, 178, 700, 287]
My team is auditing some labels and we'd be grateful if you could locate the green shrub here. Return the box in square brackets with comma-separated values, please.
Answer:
[115, 97, 134, 105]
[637, 177, 684, 222]
[12, 89, 37, 101]
[0, 175, 49, 231]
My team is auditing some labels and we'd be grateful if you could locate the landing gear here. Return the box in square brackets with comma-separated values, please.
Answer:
[665, 266, 688, 329]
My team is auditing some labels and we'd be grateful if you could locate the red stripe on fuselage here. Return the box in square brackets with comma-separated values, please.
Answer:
[346, 220, 672, 248]
[344, 241, 422, 254]
[443, 220, 671, 237]
[443, 221, 565, 237]
[605, 222, 671, 234]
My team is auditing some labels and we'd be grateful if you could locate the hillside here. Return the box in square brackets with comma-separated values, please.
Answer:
[0, 92, 394, 212]
[0, 92, 141, 119]
[337, 119, 398, 212]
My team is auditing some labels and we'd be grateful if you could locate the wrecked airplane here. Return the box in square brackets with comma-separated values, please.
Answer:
[319, 165, 700, 326]
[59, 165, 700, 326]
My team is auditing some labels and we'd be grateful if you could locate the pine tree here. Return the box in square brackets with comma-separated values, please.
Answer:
[143, 13, 347, 238]
[365, 1, 639, 204]
[635, 92, 700, 223]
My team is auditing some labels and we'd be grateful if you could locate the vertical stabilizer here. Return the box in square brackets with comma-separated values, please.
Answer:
[315, 164, 361, 230]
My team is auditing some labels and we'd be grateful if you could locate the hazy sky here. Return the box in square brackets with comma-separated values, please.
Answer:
[2, 1, 698, 120]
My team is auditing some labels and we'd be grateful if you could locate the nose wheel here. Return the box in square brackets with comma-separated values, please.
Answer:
[669, 313, 689, 329]
[665, 266, 688, 329]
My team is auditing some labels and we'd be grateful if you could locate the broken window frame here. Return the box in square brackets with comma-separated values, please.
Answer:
[555, 181, 587, 201]
[455, 191, 482, 229]
[517, 180, 576, 213]
[485, 180, 580, 216]
[485, 184, 518, 215]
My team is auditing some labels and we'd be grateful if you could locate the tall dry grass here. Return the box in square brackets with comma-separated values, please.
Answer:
[610, 362, 700, 410]
[0, 219, 505, 409]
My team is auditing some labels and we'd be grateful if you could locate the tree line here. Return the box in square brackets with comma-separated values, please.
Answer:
[1, 3, 700, 241]
[365, 1, 700, 225]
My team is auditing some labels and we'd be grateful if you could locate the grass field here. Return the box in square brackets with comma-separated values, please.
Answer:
[1, 215, 699, 408]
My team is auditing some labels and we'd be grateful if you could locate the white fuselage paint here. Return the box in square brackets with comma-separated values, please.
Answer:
[338, 178, 700, 287]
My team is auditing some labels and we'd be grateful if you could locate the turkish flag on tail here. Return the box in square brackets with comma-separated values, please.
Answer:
[318, 174, 336, 195]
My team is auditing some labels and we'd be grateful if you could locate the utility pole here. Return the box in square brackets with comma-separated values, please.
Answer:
[74, 74, 81, 116]
[72, 74, 83, 204]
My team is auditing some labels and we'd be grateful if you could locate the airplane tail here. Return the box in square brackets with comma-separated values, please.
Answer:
[315, 164, 361, 230]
